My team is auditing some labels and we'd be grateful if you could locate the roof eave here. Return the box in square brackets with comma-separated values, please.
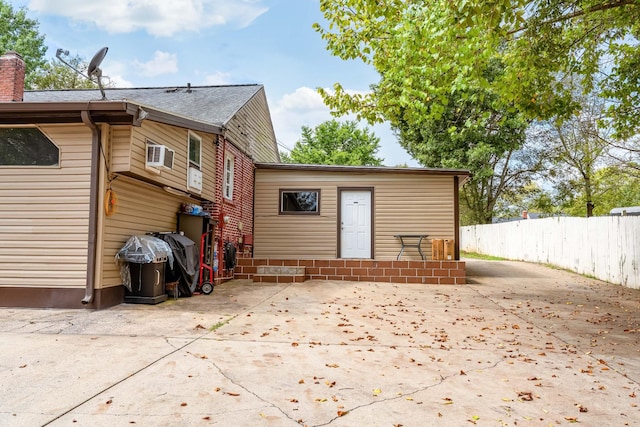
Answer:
[0, 101, 223, 134]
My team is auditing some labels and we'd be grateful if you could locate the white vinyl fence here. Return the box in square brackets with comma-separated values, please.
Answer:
[460, 216, 640, 289]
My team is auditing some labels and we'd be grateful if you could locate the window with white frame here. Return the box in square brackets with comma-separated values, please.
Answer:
[188, 131, 201, 168]
[223, 152, 234, 200]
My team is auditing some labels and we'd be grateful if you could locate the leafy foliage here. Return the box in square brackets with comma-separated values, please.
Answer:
[31, 54, 99, 89]
[0, 0, 47, 89]
[282, 120, 383, 166]
[315, 0, 640, 138]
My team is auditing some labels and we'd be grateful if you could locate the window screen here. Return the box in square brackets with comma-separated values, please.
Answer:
[280, 190, 320, 214]
[0, 127, 59, 166]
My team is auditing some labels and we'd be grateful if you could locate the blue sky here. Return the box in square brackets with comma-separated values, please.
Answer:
[9, 0, 418, 166]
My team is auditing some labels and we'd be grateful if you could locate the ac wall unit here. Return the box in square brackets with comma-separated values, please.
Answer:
[188, 166, 202, 192]
[146, 144, 175, 169]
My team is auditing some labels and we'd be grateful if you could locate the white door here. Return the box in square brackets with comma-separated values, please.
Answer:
[340, 190, 372, 258]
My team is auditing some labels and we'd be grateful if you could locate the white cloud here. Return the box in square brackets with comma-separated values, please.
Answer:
[28, 0, 268, 36]
[270, 87, 418, 166]
[204, 71, 233, 85]
[133, 51, 178, 77]
[102, 61, 134, 88]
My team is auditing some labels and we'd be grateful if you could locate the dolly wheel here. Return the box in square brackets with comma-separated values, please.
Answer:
[201, 282, 214, 295]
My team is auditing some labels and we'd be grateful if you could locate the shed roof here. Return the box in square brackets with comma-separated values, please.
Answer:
[255, 162, 471, 184]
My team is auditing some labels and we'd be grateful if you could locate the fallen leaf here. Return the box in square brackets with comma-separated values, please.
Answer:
[180, 402, 187, 406]
[291, 342, 299, 347]
[225, 392, 240, 397]
[19, 364, 27, 369]
[517, 391, 534, 401]
[326, 363, 339, 368]
[565, 416, 578, 423]
[298, 379, 305, 384]
[202, 417, 211, 421]
[194, 324, 206, 330]
[106, 399, 113, 405]
[337, 410, 349, 417]
[315, 398, 327, 402]
[373, 389, 382, 396]
[443, 397, 453, 405]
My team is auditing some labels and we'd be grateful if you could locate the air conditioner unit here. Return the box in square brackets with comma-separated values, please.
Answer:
[188, 166, 202, 192]
[146, 144, 174, 169]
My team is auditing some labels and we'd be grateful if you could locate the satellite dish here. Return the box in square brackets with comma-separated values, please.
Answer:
[87, 47, 109, 100]
[88, 47, 108, 77]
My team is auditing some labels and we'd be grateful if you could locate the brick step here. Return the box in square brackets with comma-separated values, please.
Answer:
[253, 265, 307, 283]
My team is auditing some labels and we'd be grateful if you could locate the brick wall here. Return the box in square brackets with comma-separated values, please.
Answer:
[236, 258, 466, 285]
[203, 136, 255, 283]
[0, 51, 25, 102]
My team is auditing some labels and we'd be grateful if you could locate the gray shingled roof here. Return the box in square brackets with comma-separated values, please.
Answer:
[23, 85, 263, 126]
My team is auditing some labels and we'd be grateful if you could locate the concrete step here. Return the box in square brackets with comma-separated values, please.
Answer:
[253, 265, 307, 283]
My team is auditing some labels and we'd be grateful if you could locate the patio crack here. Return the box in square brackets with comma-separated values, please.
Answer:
[312, 357, 507, 427]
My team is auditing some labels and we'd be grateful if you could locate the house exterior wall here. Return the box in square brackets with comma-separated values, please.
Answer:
[224, 88, 279, 163]
[111, 121, 217, 202]
[98, 174, 196, 289]
[205, 138, 255, 279]
[253, 168, 457, 260]
[0, 124, 91, 289]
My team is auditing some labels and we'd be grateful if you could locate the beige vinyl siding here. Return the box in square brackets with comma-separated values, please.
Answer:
[110, 125, 132, 171]
[225, 89, 279, 163]
[99, 175, 198, 288]
[254, 169, 455, 260]
[110, 121, 217, 201]
[0, 124, 91, 288]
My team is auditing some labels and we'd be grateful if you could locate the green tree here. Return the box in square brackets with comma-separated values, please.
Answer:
[391, 63, 543, 224]
[282, 120, 384, 166]
[535, 92, 612, 217]
[31, 54, 99, 89]
[315, 1, 640, 138]
[0, 0, 47, 88]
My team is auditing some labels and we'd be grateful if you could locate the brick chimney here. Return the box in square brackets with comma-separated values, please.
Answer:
[0, 51, 26, 102]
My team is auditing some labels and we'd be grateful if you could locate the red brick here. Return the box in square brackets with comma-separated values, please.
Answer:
[344, 275, 360, 281]
[433, 269, 449, 277]
[400, 268, 417, 277]
[406, 277, 423, 284]
[439, 277, 455, 285]
[236, 258, 252, 266]
[449, 269, 465, 277]
[384, 268, 400, 276]
[425, 261, 441, 269]
[374, 276, 392, 282]
[260, 276, 278, 283]
[390, 276, 407, 283]
[234, 274, 250, 280]
[299, 260, 314, 267]
[416, 268, 433, 276]
[306, 267, 320, 275]
[442, 261, 459, 268]
[392, 261, 409, 269]
[328, 275, 343, 280]
[456, 277, 466, 285]
[268, 259, 284, 266]
[423, 277, 439, 284]
[336, 267, 351, 275]
[345, 260, 361, 267]
[368, 268, 384, 276]
[320, 267, 337, 276]
[376, 261, 393, 269]
[352, 268, 368, 276]
[315, 260, 331, 267]
[329, 259, 346, 268]
[283, 259, 299, 266]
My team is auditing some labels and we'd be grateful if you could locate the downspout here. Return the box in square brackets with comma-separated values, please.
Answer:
[81, 110, 101, 305]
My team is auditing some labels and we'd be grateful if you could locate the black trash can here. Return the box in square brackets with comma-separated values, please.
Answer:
[124, 257, 168, 304]
[116, 235, 173, 305]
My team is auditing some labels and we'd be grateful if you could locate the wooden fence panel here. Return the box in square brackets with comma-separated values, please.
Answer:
[461, 217, 640, 289]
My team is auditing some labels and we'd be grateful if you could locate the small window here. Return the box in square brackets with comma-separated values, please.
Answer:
[223, 152, 234, 200]
[280, 190, 320, 215]
[188, 131, 201, 168]
[0, 127, 59, 166]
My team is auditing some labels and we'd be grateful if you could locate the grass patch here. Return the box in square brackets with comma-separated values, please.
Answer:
[460, 251, 507, 261]
[209, 315, 237, 332]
